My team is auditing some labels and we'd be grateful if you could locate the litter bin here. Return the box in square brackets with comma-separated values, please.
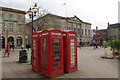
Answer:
[19, 50, 27, 63]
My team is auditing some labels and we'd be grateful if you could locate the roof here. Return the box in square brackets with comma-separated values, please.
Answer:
[108, 23, 120, 28]
[27, 13, 91, 25]
[47, 13, 91, 25]
[0, 6, 26, 14]
[96, 29, 107, 33]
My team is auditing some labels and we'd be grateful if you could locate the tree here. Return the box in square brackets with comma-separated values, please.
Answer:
[25, 5, 50, 32]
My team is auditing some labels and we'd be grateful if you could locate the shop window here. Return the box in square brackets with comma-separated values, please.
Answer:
[17, 37, 22, 46]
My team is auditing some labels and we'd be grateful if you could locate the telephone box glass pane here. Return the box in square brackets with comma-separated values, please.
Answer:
[42, 39, 47, 71]
[52, 38, 62, 72]
[70, 39, 75, 42]
[32, 39, 36, 67]
[69, 39, 76, 68]
[43, 43, 46, 46]
[43, 39, 46, 42]
[54, 55, 61, 59]
[54, 47, 60, 50]
[54, 39, 60, 42]
[70, 46, 75, 49]
[54, 43, 60, 46]
[70, 43, 75, 45]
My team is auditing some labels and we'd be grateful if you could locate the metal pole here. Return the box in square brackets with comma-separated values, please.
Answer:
[7, 29, 8, 43]
[31, 12, 33, 34]
[31, 12, 33, 64]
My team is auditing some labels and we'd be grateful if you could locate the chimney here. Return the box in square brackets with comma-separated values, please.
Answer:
[96, 26, 98, 31]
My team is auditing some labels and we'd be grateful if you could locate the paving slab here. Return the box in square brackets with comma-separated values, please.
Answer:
[2, 47, 118, 78]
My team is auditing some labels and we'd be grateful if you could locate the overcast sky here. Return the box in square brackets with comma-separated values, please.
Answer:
[0, 0, 119, 29]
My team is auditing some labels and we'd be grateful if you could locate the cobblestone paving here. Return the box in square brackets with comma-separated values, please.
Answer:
[2, 47, 118, 78]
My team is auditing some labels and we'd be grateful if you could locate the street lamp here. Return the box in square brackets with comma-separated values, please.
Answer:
[27, 3, 38, 34]
[2, 26, 8, 44]
[27, 3, 38, 64]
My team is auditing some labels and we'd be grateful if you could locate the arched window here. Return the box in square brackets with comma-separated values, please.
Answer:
[17, 37, 22, 46]
[8, 36, 14, 45]
[1, 36, 5, 48]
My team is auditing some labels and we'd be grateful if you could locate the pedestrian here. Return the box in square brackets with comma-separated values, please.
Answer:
[4, 43, 10, 57]
[96, 43, 99, 49]
[21, 44, 24, 50]
[79, 42, 81, 49]
[12, 44, 15, 51]
[94, 43, 96, 50]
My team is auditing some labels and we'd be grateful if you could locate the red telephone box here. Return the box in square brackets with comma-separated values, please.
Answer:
[62, 30, 78, 73]
[41, 29, 64, 77]
[32, 31, 42, 72]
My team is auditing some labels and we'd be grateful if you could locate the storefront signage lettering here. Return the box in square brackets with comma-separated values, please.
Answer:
[42, 33, 48, 36]
[3, 20, 18, 23]
[51, 33, 61, 35]
[68, 34, 75, 36]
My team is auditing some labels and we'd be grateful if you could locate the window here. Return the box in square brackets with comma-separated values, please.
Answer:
[0, 13, 4, 18]
[64, 27, 66, 30]
[9, 23, 13, 32]
[82, 29, 84, 35]
[18, 16, 21, 19]
[78, 28, 80, 35]
[88, 30, 90, 35]
[0, 23, 2, 33]
[68, 27, 71, 30]
[119, 28, 120, 32]
[17, 24, 21, 33]
[17, 37, 22, 46]
[1, 23, 5, 32]
[73, 28, 76, 32]
[9, 14, 14, 18]
[114, 28, 116, 31]
[58, 27, 61, 30]
[85, 29, 87, 35]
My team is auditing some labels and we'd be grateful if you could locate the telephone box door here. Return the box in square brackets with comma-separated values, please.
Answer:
[32, 36, 40, 72]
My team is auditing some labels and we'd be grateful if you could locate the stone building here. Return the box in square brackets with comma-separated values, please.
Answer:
[0, 7, 26, 48]
[107, 23, 120, 41]
[26, 13, 91, 46]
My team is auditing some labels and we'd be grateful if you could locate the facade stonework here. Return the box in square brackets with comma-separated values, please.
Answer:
[0, 7, 26, 48]
[26, 14, 91, 46]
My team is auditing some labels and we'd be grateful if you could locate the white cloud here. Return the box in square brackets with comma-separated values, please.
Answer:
[0, 0, 119, 29]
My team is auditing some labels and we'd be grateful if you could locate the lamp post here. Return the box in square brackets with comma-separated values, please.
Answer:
[79, 35, 82, 49]
[27, 3, 38, 45]
[27, 3, 38, 64]
[3, 26, 8, 44]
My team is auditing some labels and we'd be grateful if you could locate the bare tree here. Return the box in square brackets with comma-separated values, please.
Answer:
[25, 5, 50, 31]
